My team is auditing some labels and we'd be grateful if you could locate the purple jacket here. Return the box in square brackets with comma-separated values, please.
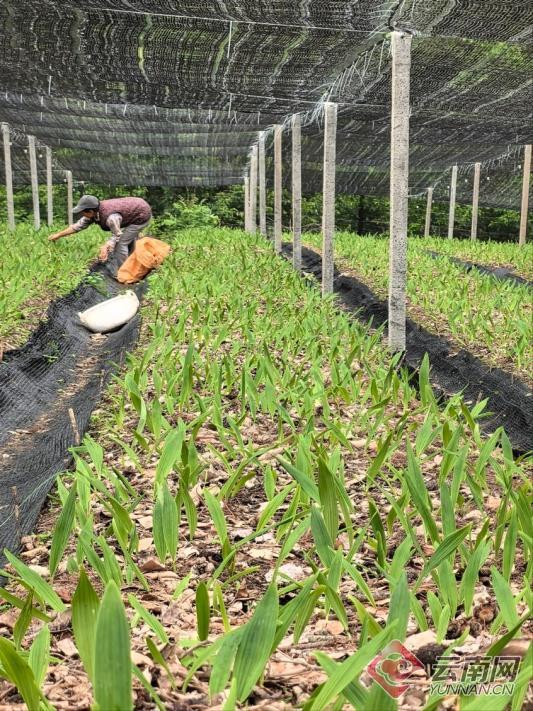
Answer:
[98, 197, 152, 231]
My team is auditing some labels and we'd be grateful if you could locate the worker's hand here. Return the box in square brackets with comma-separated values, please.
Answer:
[48, 233, 61, 242]
[98, 244, 110, 262]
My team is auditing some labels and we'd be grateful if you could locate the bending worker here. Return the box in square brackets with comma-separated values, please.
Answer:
[48, 194, 152, 277]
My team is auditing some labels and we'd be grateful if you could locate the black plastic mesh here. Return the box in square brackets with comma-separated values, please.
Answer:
[0, 1, 531, 204]
[0, 266, 143, 558]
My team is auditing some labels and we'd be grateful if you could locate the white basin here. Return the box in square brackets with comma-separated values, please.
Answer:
[79, 290, 140, 333]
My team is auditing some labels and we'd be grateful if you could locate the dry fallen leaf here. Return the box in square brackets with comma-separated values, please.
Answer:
[178, 546, 199, 559]
[265, 562, 306, 582]
[0, 610, 19, 631]
[324, 620, 345, 636]
[140, 557, 167, 573]
[453, 635, 483, 654]
[485, 496, 501, 512]
[249, 547, 277, 561]
[28, 564, 50, 578]
[131, 651, 154, 667]
[405, 630, 438, 651]
[56, 638, 78, 658]
[464, 509, 483, 523]
[269, 660, 309, 678]
[138, 537, 153, 552]
[499, 639, 531, 659]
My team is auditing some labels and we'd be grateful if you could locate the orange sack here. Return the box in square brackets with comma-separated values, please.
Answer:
[117, 236, 171, 284]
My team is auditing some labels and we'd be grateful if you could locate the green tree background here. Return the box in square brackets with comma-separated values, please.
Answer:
[0, 183, 529, 241]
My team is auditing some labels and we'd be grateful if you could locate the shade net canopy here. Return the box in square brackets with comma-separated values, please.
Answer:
[0, 0, 531, 207]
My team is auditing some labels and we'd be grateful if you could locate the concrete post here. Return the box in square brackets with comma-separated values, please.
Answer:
[66, 170, 73, 224]
[424, 187, 433, 238]
[447, 164, 458, 239]
[28, 135, 40, 230]
[244, 175, 250, 231]
[249, 145, 258, 233]
[1, 123, 15, 230]
[388, 31, 412, 352]
[471, 162, 481, 241]
[274, 124, 282, 253]
[46, 147, 53, 226]
[519, 144, 531, 246]
[292, 114, 302, 271]
[322, 102, 337, 295]
[258, 132, 267, 237]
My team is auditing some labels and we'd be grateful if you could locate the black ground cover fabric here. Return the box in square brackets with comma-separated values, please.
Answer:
[283, 245, 532, 454]
[426, 251, 533, 289]
[0, 265, 144, 560]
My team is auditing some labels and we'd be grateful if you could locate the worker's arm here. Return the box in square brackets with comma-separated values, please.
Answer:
[48, 226, 76, 241]
[105, 214, 123, 249]
[99, 214, 123, 261]
[49, 216, 91, 242]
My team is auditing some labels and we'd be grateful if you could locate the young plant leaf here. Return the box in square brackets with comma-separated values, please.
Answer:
[310, 506, 334, 567]
[309, 622, 397, 709]
[502, 510, 517, 582]
[146, 637, 177, 690]
[277, 457, 319, 501]
[49, 480, 77, 577]
[416, 525, 471, 590]
[367, 433, 394, 483]
[94, 581, 132, 711]
[13, 591, 33, 650]
[404, 444, 439, 544]
[387, 572, 409, 641]
[318, 457, 339, 542]
[28, 625, 51, 688]
[436, 603, 451, 643]
[72, 568, 100, 684]
[0, 587, 50, 623]
[0, 638, 42, 711]
[209, 629, 243, 697]
[314, 652, 370, 708]
[203, 489, 231, 558]
[155, 425, 185, 486]
[128, 595, 169, 645]
[233, 583, 278, 701]
[460, 541, 491, 617]
[4, 549, 66, 612]
[491, 567, 519, 630]
[196, 582, 210, 642]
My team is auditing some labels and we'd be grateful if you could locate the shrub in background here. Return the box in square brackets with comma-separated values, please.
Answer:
[154, 198, 220, 233]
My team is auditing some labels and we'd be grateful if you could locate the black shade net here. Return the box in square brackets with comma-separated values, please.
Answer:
[0, 0, 531, 206]
[0, 267, 143, 560]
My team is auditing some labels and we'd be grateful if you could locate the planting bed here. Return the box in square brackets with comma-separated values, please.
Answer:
[283, 244, 533, 455]
[422, 238, 533, 282]
[302, 233, 532, 381]
[0, 229, 530, 711]
[0, 225, 102, 353]
[426, 252, 532, 289]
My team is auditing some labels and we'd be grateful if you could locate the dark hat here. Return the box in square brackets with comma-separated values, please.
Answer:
[72, 194, 100, 214]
